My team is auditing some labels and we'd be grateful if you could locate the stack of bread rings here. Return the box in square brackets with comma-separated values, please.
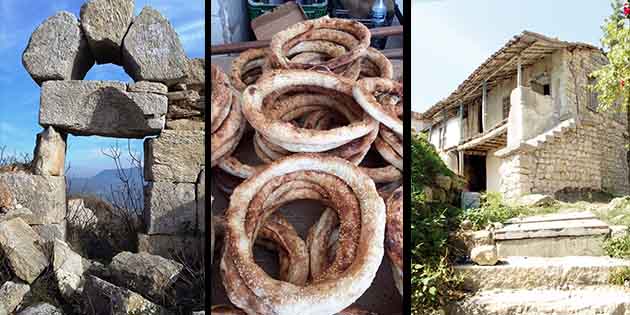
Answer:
[211, 17, 403, 315]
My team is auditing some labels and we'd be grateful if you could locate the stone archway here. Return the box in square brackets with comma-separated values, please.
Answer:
[0, 0, 205, 292]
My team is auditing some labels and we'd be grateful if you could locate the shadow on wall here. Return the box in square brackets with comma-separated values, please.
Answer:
[87, 87, 151, 137]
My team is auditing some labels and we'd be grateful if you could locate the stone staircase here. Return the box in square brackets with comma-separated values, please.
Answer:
[525, 118, 576, 148]
[449, 211, 630, 314]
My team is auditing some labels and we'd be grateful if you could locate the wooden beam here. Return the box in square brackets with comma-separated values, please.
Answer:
[458, 150, 464, 175]
[210, 25, 403, 55]
[459, 103, 464, 142]
[482, 81, 487, 132]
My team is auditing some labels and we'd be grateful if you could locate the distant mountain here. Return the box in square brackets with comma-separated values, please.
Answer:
[67, 167, 144, 205]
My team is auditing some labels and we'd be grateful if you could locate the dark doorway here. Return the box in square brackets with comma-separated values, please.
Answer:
[464, 154, 486, 192]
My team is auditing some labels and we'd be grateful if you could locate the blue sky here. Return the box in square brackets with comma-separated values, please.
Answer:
[0, 0, 204, 177]
[412, 0, 613, 113]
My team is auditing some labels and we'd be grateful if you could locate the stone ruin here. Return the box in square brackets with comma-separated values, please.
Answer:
[0, 0, 205, 313]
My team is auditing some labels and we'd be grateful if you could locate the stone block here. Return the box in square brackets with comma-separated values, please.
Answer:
[144, 130, 204, 183]
[82, 276, 170, 315]
[32, 126, 67, 176]
[53, 239, 91, 298]
[166, 119, 205, 131]
[455, 256, 630, 292]
[496, 234, 607, 257]
[494, 218, 609, 240]
[0, 172, 65, 225]
[40, 80, 167, 138]
[197, 169, 205, 233]
[109, 251, 183, 301]
[470, 245, 498, 266]
[22, 11, 94, 85]
[0, 218, 49, 283]
[17, 303, 63, 315]
[144, 182, 196, 234]
[80, 0, 134, 65]
[0, 281, 30, 314]
[122, 6, 188, 85]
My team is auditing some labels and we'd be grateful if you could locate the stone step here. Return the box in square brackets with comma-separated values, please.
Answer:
[495, 218, 609, 240]
[454, 256, 630, 291]
[447, 286, 630, 315]
[495, 214, 610, 257]
[505, 211, 596, 225]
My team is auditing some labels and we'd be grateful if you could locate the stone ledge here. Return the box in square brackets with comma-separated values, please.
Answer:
[454, 256, 630, 291]
[495, 218, 610, 240]
[144, 130, 204, 183]
[446, 286, 630, 315]
[39, 80, 167, 138]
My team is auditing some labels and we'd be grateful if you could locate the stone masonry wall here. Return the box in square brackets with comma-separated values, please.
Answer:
[499, 48, 630, 198]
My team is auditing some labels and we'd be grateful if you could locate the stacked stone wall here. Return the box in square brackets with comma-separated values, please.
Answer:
[10, 0, 206, 256]
[499, 48, 629, 198]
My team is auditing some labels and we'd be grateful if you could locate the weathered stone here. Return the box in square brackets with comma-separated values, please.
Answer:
[144, 182, 196, 234]
[0, 281, 30, 313]
[0, 218, 48, 283]
[128, 81, 168, 95]
[516, 194, 555, 207]
[504, 211, 596, 225]
[184, 58, 205, 90]
[0, 173, 65, 225]
[31, 222, 66, 243]
[0, 181, 15, 211]
[53, 239, 92, 298]
[610, 225, 628, 238]
[144, 130, 204, 183]
[32, 127, 67, 176]
[455, 256, 630, 291]
[67, 198, 97, 228]
[0, 207, 35, 224]
[109, 251, 183, 301]
[434, 175, 452, 190]
[447, 287, 630, 315]
[122, 6, 188, 85]
[471, 245, 498, 266]
[83, 276, 170, 315]
[472, 230, 494, 246]
[22, 11, 94, 85]
[40, 80, 167, 138]
[495, 217, 609, 240]
[197, 169, 205, 233]
[167, 90, 204, 120]
[497, 234, 608, 257]
[137, 233, 204, 258]
[80, 0, 134, 65]
[17, 303, 64, 315]
[165, 119, 205, 130]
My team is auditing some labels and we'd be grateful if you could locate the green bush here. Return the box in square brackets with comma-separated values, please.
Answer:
[411, 135, 463, 311]
[609, 267, 630, 286]
[463, 192, 558, 230]
[604, 233, 630, 258]
[411, 133, 453, 192]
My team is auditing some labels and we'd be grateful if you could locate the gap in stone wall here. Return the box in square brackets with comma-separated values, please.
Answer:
[65, 135, 145, 209]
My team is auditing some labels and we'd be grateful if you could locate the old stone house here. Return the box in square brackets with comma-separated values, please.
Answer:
[419, 31, 629, 199]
